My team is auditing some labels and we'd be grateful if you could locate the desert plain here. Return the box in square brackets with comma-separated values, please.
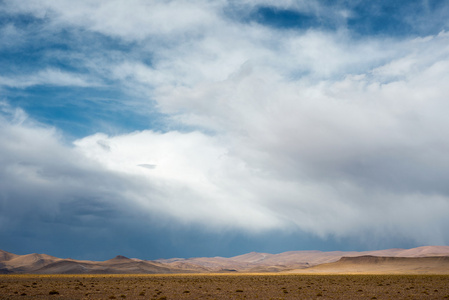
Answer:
[1, 273, 449, 299]
[2, 246, 449, 299]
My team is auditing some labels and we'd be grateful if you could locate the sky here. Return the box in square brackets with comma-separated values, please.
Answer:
[1, 0, 449, 261]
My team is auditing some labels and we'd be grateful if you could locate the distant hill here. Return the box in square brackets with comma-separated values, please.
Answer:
[288, 255, 449, 274]
[1, 246, 449, 274]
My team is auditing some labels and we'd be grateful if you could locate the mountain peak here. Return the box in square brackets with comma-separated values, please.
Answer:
[113, 255, 129, 260]
[0, 250, 18, 262]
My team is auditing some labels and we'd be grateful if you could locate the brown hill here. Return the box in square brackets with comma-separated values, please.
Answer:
[289, 255, 449, 274]
[36, 259, 191, 274]
[1, 253, 62, 273]
[0, 250, 18, 261]
[165, 246, 449, 272]
[1, 246, 449, 274]
[392, 246, 449, 257]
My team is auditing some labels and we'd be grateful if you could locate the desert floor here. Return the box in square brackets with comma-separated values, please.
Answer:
[1, 274, 449, 299]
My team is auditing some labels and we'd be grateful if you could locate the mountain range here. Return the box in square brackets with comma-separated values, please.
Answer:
[1, 246, 449, 274]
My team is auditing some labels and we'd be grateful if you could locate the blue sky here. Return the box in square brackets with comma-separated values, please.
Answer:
[1, 0, 449, 260]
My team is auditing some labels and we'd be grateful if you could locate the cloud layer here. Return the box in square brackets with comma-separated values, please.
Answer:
[1, 0, 449, 258]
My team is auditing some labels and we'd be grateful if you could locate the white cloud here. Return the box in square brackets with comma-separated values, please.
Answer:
[72, 130, 284, 231]
[2, 0, 226, 41]
[1, 0, 449, 246]
[0, 69, 99, 88]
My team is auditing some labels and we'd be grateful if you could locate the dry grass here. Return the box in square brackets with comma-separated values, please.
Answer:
[1, 273, 449, 299]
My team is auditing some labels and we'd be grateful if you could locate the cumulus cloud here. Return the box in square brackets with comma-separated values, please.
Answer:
[1, 0, 449, 252]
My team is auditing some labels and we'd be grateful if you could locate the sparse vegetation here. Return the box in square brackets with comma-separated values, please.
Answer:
[0, 274, 448, 299]
[48, 289, 59, 295]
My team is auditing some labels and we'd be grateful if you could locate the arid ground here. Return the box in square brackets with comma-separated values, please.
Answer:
[1, 274, 449, 299]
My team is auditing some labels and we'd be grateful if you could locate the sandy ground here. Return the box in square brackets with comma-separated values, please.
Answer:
[1, 274, 449, 299]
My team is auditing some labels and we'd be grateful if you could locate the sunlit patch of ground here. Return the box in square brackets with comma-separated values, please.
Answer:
[1, 273, 449, 299]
